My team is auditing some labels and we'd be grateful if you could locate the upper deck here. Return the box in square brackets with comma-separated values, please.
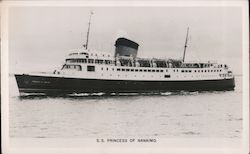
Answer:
[65, 50, 227, 69]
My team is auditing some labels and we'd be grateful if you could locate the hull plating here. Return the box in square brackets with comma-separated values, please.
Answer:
[15, 74, 235, 95]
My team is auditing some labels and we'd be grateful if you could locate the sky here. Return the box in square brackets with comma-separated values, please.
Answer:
[9, 6, 243, 74]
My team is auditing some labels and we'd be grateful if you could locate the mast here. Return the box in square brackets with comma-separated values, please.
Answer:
[84, 11, 94, 50]
[182, 27, 189, 63]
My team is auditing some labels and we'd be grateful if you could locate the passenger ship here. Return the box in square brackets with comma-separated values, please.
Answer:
[15, 14, 235, 95]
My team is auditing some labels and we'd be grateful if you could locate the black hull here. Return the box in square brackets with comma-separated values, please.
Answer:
[15, 74, 235, 95]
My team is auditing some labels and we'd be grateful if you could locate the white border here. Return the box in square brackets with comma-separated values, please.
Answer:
[1, 1, 249, 154]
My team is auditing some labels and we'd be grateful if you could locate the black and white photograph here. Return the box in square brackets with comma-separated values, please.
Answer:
[1, 1, 249, 154]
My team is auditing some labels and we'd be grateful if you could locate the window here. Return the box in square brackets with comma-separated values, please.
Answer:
[126, 69, 129, 71]
[189, 70, 191, 73]
[152, 70, 155, 72]
[82, 59, 87, 63]
[156, 70, 159, 72]
[139, 69, 143, 72]
[122, 69, 125, 71]
[131, 69, 134, 72]
[164, 75, 171, 78]
[105, 60, 111, 64]
[135, 69, 138, 72]
[106, 68, 108, 71]
[148, 70, 151, 72]
[87, 66, 95, 72]
[97, 59, 103, 64]
[117, 68, 121, 71]
[160, 70, 163, 72]
[181, 70, 184, 73]
[88, 59, 94, 63]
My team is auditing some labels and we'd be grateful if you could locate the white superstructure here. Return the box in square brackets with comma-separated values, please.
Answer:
[49, 49, 234, 82]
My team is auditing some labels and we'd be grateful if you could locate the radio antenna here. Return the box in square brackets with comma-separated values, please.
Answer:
[182, 27, 189, 63]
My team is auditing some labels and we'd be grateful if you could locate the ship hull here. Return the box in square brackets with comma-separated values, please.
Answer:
[15, 74, 235, 95]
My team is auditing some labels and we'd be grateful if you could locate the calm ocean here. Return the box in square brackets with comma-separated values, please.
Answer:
[9, 76, 242, 138]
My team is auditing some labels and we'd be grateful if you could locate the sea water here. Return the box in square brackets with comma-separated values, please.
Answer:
[9, 76, 242, 138]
